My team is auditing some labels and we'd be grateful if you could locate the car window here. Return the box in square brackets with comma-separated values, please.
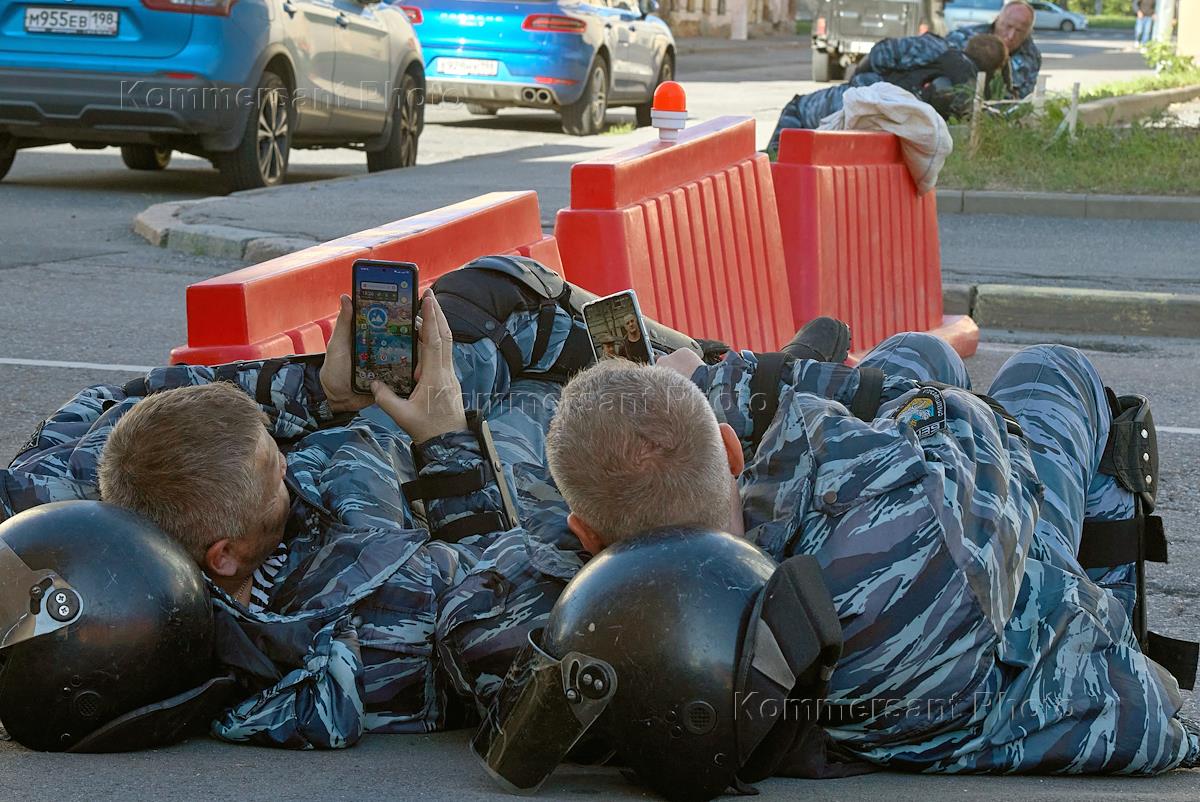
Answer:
[608, 0, 639, 12]
[1032, 2, 1051, 10]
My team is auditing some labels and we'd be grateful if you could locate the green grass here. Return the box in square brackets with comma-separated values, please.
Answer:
[795, 19, 812, 36]
[940, 115, 1200, 195]
[1087, 14, 1136, 29]
[1080, 69, 1200, 102]
[603, 121, 636, 136]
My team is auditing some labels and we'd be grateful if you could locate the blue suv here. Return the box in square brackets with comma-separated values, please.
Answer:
[400, 0, 673, 135]
[0, 0, 426, 191]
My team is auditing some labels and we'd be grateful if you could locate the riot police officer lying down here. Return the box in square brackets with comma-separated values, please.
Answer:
[0, 257, 1195, 796]
[0, 258, 599, 749]
[477, 325, 1199, 794]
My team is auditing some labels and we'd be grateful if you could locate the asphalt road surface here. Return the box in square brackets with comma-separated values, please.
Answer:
[3, 727, 1200, 802]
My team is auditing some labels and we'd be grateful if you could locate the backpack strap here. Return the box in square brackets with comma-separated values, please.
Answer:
[748, 353, 793, 453]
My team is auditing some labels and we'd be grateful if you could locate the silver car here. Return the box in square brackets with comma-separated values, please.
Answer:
[1030, 0, 1087, 31]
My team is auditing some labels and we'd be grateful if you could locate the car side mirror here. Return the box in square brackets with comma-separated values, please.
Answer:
[639, 0, 660, 17]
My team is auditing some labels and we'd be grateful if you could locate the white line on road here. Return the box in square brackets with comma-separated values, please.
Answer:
[0, 357, 152, 373]
[1160, 426, 1200, 436]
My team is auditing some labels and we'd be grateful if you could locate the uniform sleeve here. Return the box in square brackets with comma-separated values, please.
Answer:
[212, 614, 366, 749]
[435, 529, 581, 715]
[140, 358, 334, 440]
[688, 351, 865, 454]
[412, 430, 509, 539]
[944, 26, 970, 50]
[1009, 38, 1042, 98]
[867, 33, 948, 73]
[2, 383, 128, 519]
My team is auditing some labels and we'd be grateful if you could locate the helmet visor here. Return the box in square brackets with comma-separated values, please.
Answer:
[0, 538, 82, 651]
[471, 631, 617, 794]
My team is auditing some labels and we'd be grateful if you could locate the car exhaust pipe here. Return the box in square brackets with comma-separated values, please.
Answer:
[535, 89, 552, 104]
[521, 88, 537, 102]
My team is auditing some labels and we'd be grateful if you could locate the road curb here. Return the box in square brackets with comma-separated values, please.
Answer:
[134, 199, 318, 260]
[936, 189, 1200, 221]
[1078, 83, 1200, 126]
[945, 283, 1200, 338]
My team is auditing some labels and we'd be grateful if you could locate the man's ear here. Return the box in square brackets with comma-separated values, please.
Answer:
[568, 513, 606, 556]
[719, 422, 745, 476]
[204, 538, 239, 578]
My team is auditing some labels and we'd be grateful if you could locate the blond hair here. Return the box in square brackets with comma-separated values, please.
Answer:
[547, 361, 730, 545]
[98, 382, 269, 563]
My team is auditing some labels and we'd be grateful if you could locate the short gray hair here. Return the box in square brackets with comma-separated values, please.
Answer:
[98, 383, 268, 563]
[547, 361, 731, 545]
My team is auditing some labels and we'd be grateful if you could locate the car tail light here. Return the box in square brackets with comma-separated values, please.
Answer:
[141, 0, 237, 16]
[535, 76, 578, 85]
[815, 16, 826, 36]
[523, 14, 586, 33]
[400, 6, 423, 24]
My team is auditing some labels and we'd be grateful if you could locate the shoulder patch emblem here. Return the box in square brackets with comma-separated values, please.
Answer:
[895, 388, 946, 439]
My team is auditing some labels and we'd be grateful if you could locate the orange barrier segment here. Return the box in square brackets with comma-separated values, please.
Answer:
[555, 116, 798, 354]
[772, 128, 978, 359]
[170, 191, 560, 365]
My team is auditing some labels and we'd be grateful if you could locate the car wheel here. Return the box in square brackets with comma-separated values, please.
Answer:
[635, 54, 674, 128]
[1060, 20, 1075, 32]
[120, 145, 172, 171]
[0, 139, 14, 182]
[367, 72, 421, 172]
[466, 103, 498, 116]
[561, 59, 609, 136]
[215, 70, 292, 193]
[811, 47, 831, 82]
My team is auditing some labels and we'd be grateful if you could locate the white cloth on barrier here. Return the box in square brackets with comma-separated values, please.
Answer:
[818, 82, 953, 195]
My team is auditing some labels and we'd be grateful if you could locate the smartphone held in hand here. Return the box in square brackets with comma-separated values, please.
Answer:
[582, 290, 655, 365]
[352, 260, 419, 397]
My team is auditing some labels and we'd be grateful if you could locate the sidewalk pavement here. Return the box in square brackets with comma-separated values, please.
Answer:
[3, 730, 1198, 802]
[134, 145, 1200, 339]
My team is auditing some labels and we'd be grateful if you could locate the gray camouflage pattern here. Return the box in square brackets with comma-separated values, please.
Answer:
[946, 23, 1042, 99]
[3, 285, 1194, 772]
[0, 303, 585, 749]
[692, 332, 1198, 773]
[769, 30, 1042, 151]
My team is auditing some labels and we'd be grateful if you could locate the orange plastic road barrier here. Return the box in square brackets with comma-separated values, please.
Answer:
[170, 191, 561, 365]
[555, 116, 797, 354]
[772, 129, 979, 359]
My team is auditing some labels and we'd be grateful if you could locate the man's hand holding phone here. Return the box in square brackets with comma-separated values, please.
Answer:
[371, 290, 468, 445]
[320, 294, 376, 414]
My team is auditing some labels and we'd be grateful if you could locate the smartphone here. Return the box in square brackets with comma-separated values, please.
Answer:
[352, 259, 419, 396]
[582, 290, 655, 365]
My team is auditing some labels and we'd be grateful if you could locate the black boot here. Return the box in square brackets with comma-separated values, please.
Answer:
[780, 317, 851, 363]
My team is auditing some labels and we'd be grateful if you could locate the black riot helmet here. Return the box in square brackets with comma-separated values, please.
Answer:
[472, 527, 843, 801]
[0, 501, 230, 752]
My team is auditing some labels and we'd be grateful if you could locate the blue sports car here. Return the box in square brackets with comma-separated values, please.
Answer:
[397, 0, 674, 135]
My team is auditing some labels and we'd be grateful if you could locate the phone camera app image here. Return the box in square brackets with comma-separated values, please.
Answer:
[585, 292, 653, 366]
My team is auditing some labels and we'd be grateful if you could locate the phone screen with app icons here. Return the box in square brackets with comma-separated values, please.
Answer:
[352, 260, 419, 396]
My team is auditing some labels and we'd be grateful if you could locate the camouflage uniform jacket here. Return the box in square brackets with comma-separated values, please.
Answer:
[0, 349, 582, 749]
[691, 351, 1199, 774]
[945, 23, 1042, 98]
